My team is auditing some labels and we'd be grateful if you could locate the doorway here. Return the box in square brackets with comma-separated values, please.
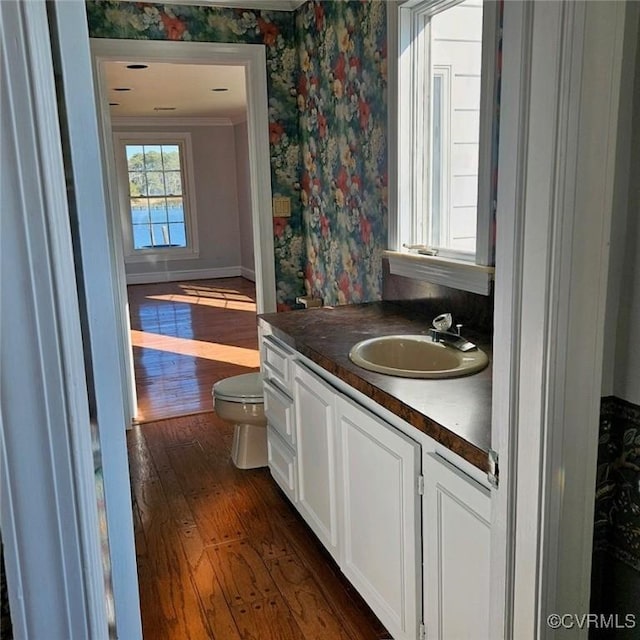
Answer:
[91, 38, 276, 424]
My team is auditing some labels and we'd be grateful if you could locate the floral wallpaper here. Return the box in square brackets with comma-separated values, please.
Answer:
[86, 1, 305, 309]
[86, 0, 389, 309]
[296, 1, 387, 306]
[594, 397, 640, 572]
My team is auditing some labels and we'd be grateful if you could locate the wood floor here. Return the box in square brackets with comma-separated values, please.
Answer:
[128, 278, 260, 423]
[127, 278, 389, 639]
[129, 412, 390, 640]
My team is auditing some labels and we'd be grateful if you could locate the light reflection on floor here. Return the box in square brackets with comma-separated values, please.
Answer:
[145, 293, 256, 312]
[128, 278, 260, 423]
[131, 330, 260, 366]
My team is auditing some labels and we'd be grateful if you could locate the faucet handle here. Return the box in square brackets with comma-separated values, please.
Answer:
[432, 313, 452, 332]
[455, 323, 463, 336]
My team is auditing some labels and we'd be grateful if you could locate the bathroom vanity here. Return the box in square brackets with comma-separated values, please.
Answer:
[258, 301, 493, 640]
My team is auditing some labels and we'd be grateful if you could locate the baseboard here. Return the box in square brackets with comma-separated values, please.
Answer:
[241, 266, 256, 282]
[126, 266, 243, 285]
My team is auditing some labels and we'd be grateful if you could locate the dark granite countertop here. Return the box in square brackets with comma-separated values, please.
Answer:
[259, 300, 492, 473]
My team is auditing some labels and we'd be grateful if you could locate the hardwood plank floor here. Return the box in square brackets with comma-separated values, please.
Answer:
[126, 280, 389, 638]
[128, 278, 260, 423]
[128, 412, 391, 640]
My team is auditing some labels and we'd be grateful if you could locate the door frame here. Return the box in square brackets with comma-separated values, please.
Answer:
[491, 2, 630, 637]
[389, 1, 631, 637]
[90, 38, 277, 422]
[47, 3, 147, 638]
[1, 1, 123, 637]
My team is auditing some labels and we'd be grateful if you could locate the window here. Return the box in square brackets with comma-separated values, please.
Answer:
[113, 132, 198, 261]
[390, 0, 499, 293]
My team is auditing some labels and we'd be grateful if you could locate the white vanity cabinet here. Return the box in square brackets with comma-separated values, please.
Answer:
[260, 333, 492, 640]
[423, 452, 491, 640]
[292, 361, 422, 640]
[292, 361, 341, 560]
[262, 336, 297, 502]
[264, 379, 297, 503]
[337, 394, 422, 640]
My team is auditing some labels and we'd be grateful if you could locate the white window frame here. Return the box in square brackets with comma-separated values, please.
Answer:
[430, 65, 451, 247]
[387, 0, 499, 295]
[113, 131, 199, 262]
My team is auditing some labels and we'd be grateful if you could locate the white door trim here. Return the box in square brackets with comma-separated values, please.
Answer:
[493, 2, 629, 637]
[536, 3, 627, 631]
[489, 1, 532, 635]
[90, 38, 277, 315]
[49, 3, 145, 638]
[1, 1, 111, 637]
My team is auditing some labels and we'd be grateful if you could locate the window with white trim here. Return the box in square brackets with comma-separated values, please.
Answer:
[113, 132, 199, 262]
[392, 0, 499, 292]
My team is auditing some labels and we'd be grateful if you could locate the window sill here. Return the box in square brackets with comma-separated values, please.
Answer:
[124, 247, 200, 264]
[383, 250, 494, 295]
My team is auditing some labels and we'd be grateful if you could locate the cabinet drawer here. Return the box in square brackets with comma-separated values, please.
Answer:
[264, 379, 295, 447]
[267, 427, 297, 503]
[262, 336, 292, 391]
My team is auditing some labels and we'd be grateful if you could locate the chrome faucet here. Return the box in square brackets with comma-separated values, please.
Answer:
[430, 313, 477, 352]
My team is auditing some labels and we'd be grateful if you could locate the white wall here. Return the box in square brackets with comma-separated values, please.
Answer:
[234, 120, 255, 279]
[613, 122, 640, 405]
[113, 123, 243, 282]
[603, 6, 640, 406]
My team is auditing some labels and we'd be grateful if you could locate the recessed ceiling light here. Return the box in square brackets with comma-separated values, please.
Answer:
[153, 107, 176, 111]
[211, 87, 229, 92]
[126, 64, 148, 70]
[113, 87, 131, 92]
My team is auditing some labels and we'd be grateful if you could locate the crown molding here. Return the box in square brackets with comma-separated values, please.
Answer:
[111, 115, 237, 127]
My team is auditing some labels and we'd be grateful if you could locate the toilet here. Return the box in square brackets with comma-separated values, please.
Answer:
[212, 372, 267, 469]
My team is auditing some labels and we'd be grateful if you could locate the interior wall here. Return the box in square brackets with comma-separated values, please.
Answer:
[592, 6, 640, 629]
[234, 120, 255, 280]
[87, 1, 392, 307]
[87, 2, 305, 306]
[296, 1, 388, 306]
[113, 123, 242, 281]
[613, 41, 640, 406]
[603, 3, 640, 404]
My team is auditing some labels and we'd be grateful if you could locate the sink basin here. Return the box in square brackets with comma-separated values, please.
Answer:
[348, 335, 489, 379]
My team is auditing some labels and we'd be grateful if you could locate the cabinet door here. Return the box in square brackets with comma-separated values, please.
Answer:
[293, 363, 339, 560]
[337, 395, 422, 640]
[424, 452, 491, 640]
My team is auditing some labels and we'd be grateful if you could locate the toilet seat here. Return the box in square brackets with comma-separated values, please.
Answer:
[213, 372, 263, 404]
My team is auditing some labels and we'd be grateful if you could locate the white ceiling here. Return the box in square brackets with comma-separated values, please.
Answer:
[105, 0, 307, 122]
[105, 61, 248, 121]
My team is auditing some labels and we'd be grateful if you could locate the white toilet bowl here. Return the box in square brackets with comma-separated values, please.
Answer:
[212, 372, 267, 469]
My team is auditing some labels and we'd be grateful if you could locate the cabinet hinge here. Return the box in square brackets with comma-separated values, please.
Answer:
[417, 475, 425, 495]
[419, 622, 426, 640]
[488, 449, 499, 489]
